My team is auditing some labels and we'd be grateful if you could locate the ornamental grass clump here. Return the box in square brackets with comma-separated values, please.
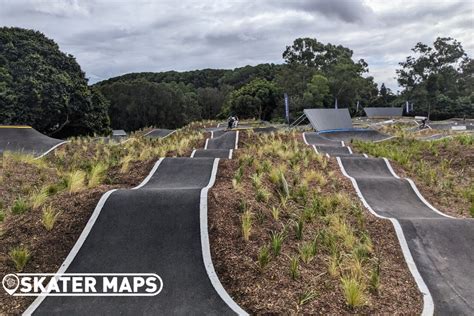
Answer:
[9, 246, 31, 272]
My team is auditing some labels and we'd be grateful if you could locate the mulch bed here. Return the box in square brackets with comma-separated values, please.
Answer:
[208, 133, 422, 314]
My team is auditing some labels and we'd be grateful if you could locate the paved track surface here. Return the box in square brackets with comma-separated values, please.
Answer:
[145, 128, 175, 138]
[0, 126, 65, 157]
[303, 130, 474, 314]
[317, 129, 392, 142]
[428, 122, 474, 131]
[27, 130, 245, 315]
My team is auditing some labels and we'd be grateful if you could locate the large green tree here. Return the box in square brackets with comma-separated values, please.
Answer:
[281, 37, 378, 115]
[223, 78, 280, 120]
[397, 37, 473, 119]
[0, 27, 110, 136]
[98, 79, 201, 131]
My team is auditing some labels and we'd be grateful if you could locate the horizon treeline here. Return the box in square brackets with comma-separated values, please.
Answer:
[1, 27, 472, 135]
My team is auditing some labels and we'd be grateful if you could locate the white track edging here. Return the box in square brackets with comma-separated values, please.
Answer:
[336, 157, 434, 316]
[200, 159, 248, 316]
[373, 135, 397, 143]
[24, 159, 165, 315]
[34, 141, 69, 160]
[302, 132, 309, 145]
[234, 131, 239, 149]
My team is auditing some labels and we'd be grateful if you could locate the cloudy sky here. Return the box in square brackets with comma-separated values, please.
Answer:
[1, 0, 472, 91]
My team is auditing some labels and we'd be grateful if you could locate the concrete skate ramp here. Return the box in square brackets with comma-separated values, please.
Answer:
[0, 126, 65, 157]
[145, 128, 175, 138]
[364, 107, 403, 117]
[303, 108, 353, 131]
[400, 218, 474, 315]
[318, 129, 392, 142]
[27, 129, 246, 315]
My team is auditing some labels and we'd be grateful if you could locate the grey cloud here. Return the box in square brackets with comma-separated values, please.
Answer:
[279, 0, 374, 23]
[0, 0, 472, 90]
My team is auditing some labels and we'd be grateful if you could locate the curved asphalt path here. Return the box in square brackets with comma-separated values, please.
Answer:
[303, 130, 474, 315]
[0, 126, 66, 157]
[26, 129, 246, 315]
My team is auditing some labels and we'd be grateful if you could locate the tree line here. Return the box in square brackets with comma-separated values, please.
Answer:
[1, 27, 472, 136]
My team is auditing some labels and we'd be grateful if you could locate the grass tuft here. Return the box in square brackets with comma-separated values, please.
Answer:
[11, 197, 30, 215]
[340, 275, 366, 308]
[88, 163, 108, 188]
[9, 246, 31, 272]
[257, 245, 271, 271]
[41, 205, 62, 231]
[270, 230, 285, 256]
[289, 255, 299, 280]
[241, 209, 252, 241]
[67, 170, 86, 193]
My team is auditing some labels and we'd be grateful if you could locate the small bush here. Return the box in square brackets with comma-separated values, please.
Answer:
[9, 246, 31, 272]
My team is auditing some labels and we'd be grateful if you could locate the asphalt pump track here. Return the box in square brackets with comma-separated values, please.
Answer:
[25, 128, 246, 315]
[0, 126, 67, 157]
[303, 131, 474, 315]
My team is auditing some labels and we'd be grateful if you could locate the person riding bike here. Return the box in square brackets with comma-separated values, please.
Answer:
[227, 116, 235, 129]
